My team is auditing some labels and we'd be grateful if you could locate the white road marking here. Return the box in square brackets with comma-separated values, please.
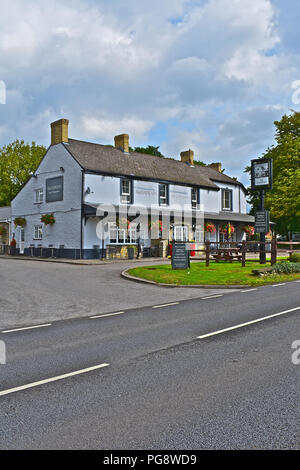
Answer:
[1, 324, 52, 334]
[0, 363, 109, 397]
[198, 307, 300, 339]
[295, 280, 300, 283]
[202, 295, 223, 300]
[152, 302, 179, 309]
[271, 283, 286, 287]
[90, 312, 124, 319]
[241, 288, 257, 293]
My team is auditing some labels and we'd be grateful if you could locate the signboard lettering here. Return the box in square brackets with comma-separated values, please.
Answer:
[46, 176, 64, 203]
[172, 243, 190, 270]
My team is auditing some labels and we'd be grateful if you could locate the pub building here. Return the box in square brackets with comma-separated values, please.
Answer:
[10, 119, 254, 259]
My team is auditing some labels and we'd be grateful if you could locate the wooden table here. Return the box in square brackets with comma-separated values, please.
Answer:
[212, 247, 242, 263]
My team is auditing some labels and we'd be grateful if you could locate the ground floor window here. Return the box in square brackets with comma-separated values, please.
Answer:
[174, 225, 188, 242]
[34, 225, 43, 240]
[109, 224, 137, 244]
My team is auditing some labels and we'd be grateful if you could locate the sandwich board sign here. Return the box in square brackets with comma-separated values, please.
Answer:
[172, 243, 190, 270]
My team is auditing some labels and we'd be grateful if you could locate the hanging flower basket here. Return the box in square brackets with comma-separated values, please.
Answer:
[242, 225, 255, 236]
[14, 217, 26, 227]
[204, 223, 216, 233]
[219, 223, 235, 240]
[41, 213, 55, 225]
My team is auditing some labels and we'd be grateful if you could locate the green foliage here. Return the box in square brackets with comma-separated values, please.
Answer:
[271, 261, 300, 274]
[0, 140, 46, 206]
[14, 217, 26, 227]
[133, 145, 165, 158]
[289, 253, 300, 263]
[193, 160, 206, 167]
[245, 111, 300, 234]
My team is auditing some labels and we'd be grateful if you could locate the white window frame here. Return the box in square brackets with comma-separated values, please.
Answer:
[34, 188, 43, 204]
[159, 183, 168, 206]
[109, 223, 137, 244]
[174, 225, 188, 242]
[34, 225, 43, 240]
[191, 187, 199, 210]
[120, 179, 132, 204]
[222, 189, 232, 211]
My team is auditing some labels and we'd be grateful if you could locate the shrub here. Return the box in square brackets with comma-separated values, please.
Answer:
[289, 253, 300, 263]
[271, 261, 300, 274]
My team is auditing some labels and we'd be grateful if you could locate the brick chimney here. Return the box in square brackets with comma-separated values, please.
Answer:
[209, 162, 222, 172]
[51, 119, 69, 145]
[180, 149, 194, 166]
[114, 134, 129, 153]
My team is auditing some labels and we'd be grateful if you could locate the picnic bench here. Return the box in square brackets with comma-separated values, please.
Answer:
[212, 247, 242, 263]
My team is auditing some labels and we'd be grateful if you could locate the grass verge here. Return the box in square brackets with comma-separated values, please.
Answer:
[128, 260, 300, 287]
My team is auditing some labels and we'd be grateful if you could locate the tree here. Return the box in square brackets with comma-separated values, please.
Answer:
[246, 111, 300, 236]
[0, 140, 46, 206]
[133, 145, 166, 158]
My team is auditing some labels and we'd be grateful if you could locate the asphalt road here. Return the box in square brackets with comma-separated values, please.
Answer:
[0, 258, 233, 329]
[0, 280, 299, 449]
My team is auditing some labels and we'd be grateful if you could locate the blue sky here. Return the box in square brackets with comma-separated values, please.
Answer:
[0, 0, 300, 186]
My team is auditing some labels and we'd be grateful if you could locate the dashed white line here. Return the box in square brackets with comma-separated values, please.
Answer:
[90, 312, 124, 319]
[271, 283, 286, 287]
[202, 295, 223, 300]
[152, 302, 179, 309]
[197, 306, 300, 339]
[0, 363, 109, 397]
[1, 323, 52, 334]
[241, 288, 257, 293]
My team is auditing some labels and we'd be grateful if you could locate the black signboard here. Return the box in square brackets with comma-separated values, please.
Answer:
[255, 210, 270, 234]
[251, 158, 273, 190]
[172, 243, 190, 270]
[46, 176, 64, 203]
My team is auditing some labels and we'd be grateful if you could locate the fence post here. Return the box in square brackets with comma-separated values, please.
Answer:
[271, 239, 277, 265]
[242, 240, 246, 267]
[206, 241, 210, 267]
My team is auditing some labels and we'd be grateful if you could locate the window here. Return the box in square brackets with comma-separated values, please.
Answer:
[120, 179, 133, 204]
[34, 188, 43, 204]
[159, 183, 169, 206]
[34, 225, 43, 240]
[174, 226, 188, 242]
[191, 187, 199, 209]
[222, 189, 233, 211]
[109, 223, 137, 244]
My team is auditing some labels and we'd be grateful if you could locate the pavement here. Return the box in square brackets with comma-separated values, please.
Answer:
[0, 280, 299, 449]
[0, 258, 235, 329]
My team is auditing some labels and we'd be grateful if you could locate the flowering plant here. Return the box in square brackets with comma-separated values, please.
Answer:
[204, 223, 216, 233]
[242, 225, 255, 236]
[14, 217, 26, 227]
[219, 223, 235, 239]
[116, 217, 130, 229]
[41, 213, 55, 225]
[149, 220, 163, 232]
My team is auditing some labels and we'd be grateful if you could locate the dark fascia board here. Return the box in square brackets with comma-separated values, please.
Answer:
[83, 168, 220, 192]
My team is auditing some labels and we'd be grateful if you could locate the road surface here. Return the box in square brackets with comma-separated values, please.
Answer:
[0, 280, 299, 449]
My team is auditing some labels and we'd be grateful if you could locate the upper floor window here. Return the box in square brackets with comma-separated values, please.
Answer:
[191, 187, 200, 209]
[222, 189, 233, 211]
[46, 176, 64, 203]
[34, 188, 43, 204]
[120, 178, 133, 204]
[159, 183, 169, 206]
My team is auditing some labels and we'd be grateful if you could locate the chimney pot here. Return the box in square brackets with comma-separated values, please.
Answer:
[114, 134, 129, 153]
[51, 119, 69, 145]
[209, 162, 222, 172]
[180, 149, 194, 166]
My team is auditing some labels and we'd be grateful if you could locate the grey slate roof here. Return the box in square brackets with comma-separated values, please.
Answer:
[0, 206, 11, 221]
[65, 139, 245, 191]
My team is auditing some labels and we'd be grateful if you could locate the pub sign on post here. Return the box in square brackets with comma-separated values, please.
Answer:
[172, 243, 190, 270]
[251, 158, 273, 190]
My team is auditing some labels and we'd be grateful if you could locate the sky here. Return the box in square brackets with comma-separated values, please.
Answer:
[0, 0, 300, 186]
